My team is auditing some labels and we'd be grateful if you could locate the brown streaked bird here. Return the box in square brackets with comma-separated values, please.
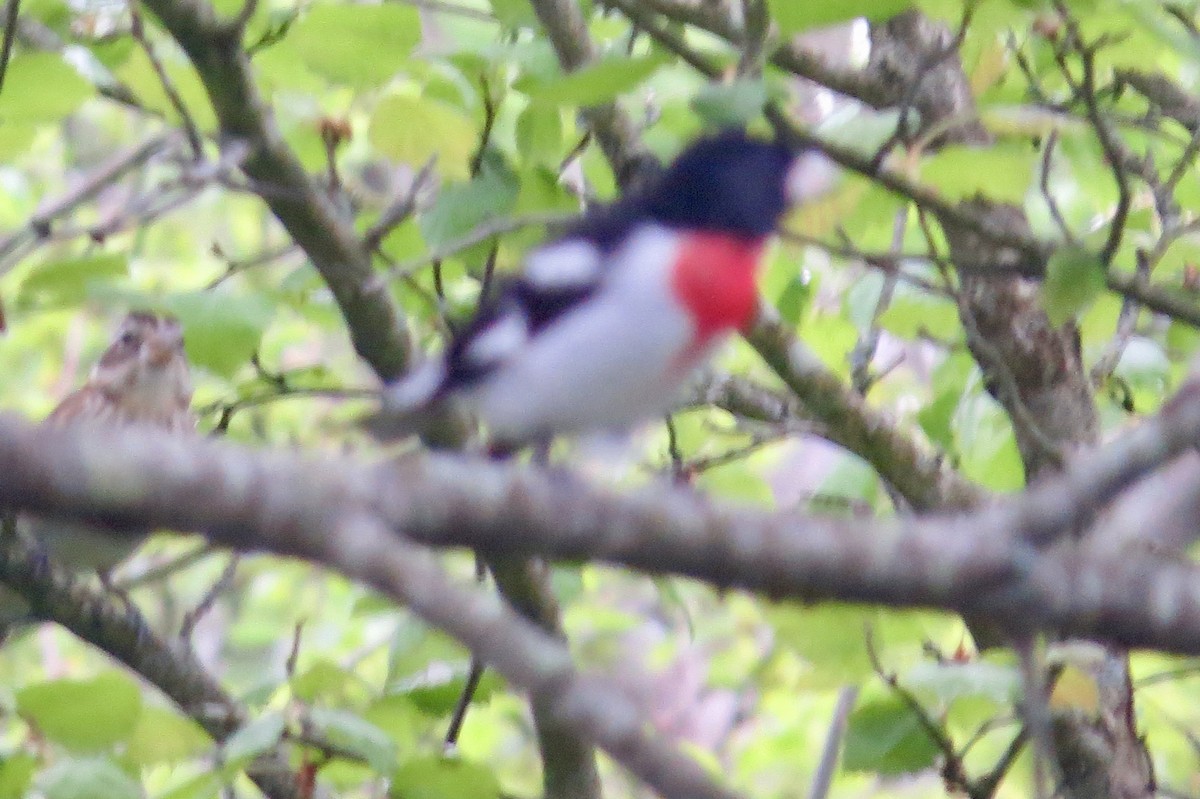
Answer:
[29, 311, 195, 574]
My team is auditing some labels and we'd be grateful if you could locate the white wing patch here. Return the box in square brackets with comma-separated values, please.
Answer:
[386, 360, 446, 408]
[465, 313, 529, 366]
[524, 239, 602, 288]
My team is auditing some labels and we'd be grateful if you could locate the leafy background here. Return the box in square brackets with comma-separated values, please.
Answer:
[0, 0, 1199, 797]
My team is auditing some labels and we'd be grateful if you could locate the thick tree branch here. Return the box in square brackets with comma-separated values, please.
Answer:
[4, 385, 1200, 650]
[747, 309, 983, 511]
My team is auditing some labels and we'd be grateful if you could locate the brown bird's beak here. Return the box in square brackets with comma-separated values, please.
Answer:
[145, 337, 177, 368]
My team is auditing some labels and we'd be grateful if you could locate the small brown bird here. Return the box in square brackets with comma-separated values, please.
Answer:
[30, 311, 195, 573]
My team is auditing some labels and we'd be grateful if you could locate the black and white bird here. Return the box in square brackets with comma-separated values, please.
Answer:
[380, 129, 834, 445]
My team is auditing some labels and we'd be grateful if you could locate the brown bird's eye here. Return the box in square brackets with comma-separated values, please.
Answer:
[120, 331, 139, 347]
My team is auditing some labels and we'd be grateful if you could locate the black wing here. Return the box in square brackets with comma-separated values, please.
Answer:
[435, 183, 659, 396]
[436, 254, 601, 396]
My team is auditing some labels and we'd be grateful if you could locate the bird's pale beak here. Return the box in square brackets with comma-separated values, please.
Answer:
[145, 338, 177, 368]
[785, 151, 839, 205]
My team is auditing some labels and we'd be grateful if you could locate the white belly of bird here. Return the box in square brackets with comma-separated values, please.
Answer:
[470, 227, 710, 441]
[472, 300, 702, 439]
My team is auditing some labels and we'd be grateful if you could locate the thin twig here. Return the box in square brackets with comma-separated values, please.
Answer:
[807, 686, 858, 799]
[180, 554, 240, 641]
[0, 0, 19, 95]
[129, 2, 204, 158]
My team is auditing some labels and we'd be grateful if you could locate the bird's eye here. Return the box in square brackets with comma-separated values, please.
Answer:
[119, 331, 139, 347]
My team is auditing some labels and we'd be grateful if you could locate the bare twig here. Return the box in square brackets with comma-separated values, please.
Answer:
[129, 2, 204, 158]
[807, 686, 858, 799]
[180, 554, 239, 641]
[0, 0, 19, 95]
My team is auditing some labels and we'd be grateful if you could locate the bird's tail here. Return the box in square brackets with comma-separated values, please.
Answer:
[364, 361, 453, 441]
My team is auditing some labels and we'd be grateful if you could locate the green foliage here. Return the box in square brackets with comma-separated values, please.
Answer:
[1042, 245, 1107, 326]
[843, 697, 941, 774]
[390, 756, 501, 799]
[38, 757, 142, 799]
[521, 54, 666, 106]
[1, 0, 1198, 798]
[308, 709, 398, 774]
[768, 0, 913, 34]
[17, 673, 142, 752]
[18, 254, 129, 308]
[370, 96, 478, 181]
[0, 53, 90, 123]
[288, 4, 421, 87]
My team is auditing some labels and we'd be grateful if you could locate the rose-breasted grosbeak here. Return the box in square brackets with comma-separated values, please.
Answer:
[27, 311, 195, 573]
[381, 129, 833, 444]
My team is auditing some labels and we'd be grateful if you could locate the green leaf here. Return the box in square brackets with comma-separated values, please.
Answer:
[17, 672, 142, 752]
[90, 38, 137, 71]
[39, 757, 141, 799]
[370, 95, 477, 181]
[697, 458, 775, 505]
[19, 254, 128, 307]
[775, 275, 812, 326]
[418, 156, 519, 249]
[1042, 245, 1106, 326]
[401, 671, 503, 716]
[0, 754, 36, 799]
[920, 143, 1037, 203]
[290, 4, 420, 87]
[389, 755, 500, 799]
[843, 697, 940, 775]
[812, 454, 879, 511]
[156, 772, 223, 799]
[918, 388, 960, 452]
[767, 603, 876, 684]
[22, 0, 70, 32]
[308, 709, 398, 774]
[362, 695, 425, 751]
[489, 0, 538, 27]
[0, 53, 91, 123]
[878, 288, 961, 340]
[768, 0, 912, 35]
[164, 290, 273, 378]
[124, 706, 210, 766]
[291, 659, 370, 705]
[114, 51, 216, 132]
[515, 103, 563, 166]
[813, 106, 904, 159]
[0, 122, 36, 161]
[769, 604, 957, 687]
[691, 79, 768, 126]
[955, 393, 1024, 491]
[904, 659, 1020, 714]
[522, 55, 664, 106]
[222, 712, 286, 768]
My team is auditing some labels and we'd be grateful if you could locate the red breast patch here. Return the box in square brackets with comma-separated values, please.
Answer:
[670, 233, 764, 345]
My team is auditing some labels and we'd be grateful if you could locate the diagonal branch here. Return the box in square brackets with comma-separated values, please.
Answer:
[138, 0, 412, 380]
[4, 387, 1200, 651]
[0, 530, 306, 799]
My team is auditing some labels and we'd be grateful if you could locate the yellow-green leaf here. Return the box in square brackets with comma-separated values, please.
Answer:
[17, 673, 142, 752]
[370, 95, 476, 180]
[768, 0, 912, 35]
[1042, 245, 1105, 326]
[522, 55, 664, 106]
[290, 4, 420, 87]
[0, 53, 91, 123]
